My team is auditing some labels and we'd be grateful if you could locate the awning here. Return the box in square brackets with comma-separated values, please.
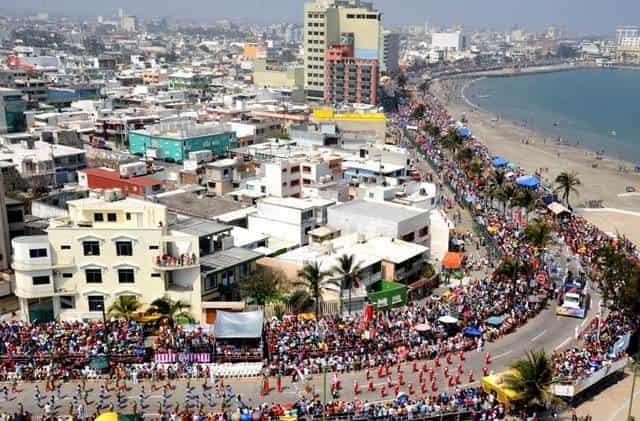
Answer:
[492, 157, 508, 167]
[442, 252, 464, 270]
[516, 175, 540, 188]
[214, 310, 264, 339]
[458, 127, 471, 138]
[547, 202, 571, 215]
[438, 315, 459, 324]
[463, 326, 483, 337]
[486, 315, 506, 326]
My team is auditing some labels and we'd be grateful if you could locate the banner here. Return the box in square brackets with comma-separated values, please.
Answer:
[155, 353, 211, 363]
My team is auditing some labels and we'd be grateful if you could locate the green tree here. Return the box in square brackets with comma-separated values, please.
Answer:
[525, 219, 553, 263]
[504, 349, 554, 408]
[467, 158, 484, 180]
[238, 266, 284, 306]
[491, 184, 516, 214]
[295, 261, 337, 320]
[441, 128, 465, 155]
[455, 147, 474, 164]
[107, 295, 142, 320]
[412, 104, 426, 120]
[554, 171, 581, 209]
[495, 257, 533, 286]
[149, 296, 195, 324]
[332, 254, 363, 314]
[512, 188, 537, 221]
[287, 289, 314, 314]
[426, 123, 441, 140]
[492, 170, 506, 188]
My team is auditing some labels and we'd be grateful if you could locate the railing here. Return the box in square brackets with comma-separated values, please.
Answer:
[152, 255, 198, 270]
[12, 257, 75, 271]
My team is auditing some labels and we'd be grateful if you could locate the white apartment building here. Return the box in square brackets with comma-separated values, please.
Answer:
[380, 30, 400, 75]
[248, 197, 335, 246]
[304, 0, 382, 101]
[431, 31, 466, 52]
[616, 26, 640, 63]
[12, 195, 202, 322]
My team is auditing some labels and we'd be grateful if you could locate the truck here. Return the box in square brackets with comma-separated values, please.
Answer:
[119, 161, 148, 178]
[188, 150, 213, 164]
[556, 272, 589, 318]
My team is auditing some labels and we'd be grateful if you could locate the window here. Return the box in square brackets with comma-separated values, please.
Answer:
[149, 245, 159, 250]
[419, 226, 429, 237]
[7, 210, 23, 223]
[116, 241, 133, 256]
[60, 245, 71, 250]
[62, 273, 73, 278]
[94, 213, 104, 222]
[402, 232, 415, 242]
[151, 273, 161, 278]
[126, 212, 132, 221]
[60, 295, 75, 309]
[118, 269, 135, 284]
[83, 241, 100, 256]
[107, 213, 117, 222]
[88, 295, 104, 312]
[29, 248, 47, 258]
[85, 269, 102, 284]
[32, 275, 50, 285]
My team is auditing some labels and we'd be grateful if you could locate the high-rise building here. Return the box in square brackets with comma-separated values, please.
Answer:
[0, 170, 10, 272]
[616, 26, 640, 64]
[0, 88, 26, 134]
[431, 30, 467, 52]
[121, 15, 137, 32]
[304, 0, 382, 102]
[324, 34, 379, 105]
[380, 30, 400, 75]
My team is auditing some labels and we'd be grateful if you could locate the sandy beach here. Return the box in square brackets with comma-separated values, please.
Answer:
[431, 78, 640, 245]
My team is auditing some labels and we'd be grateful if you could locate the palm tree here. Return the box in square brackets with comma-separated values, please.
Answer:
[149, 296, 195, 325]
[238, 266, 284, 306]
[512, 188, 537, 221]
[554, 171, 581, 209]
[295, 262, 338, 320]
[495, 257, 533, 286]
[441, 128, 465, 155]
[467, 158, 484, 180]
[107, 295, 142, 320]
[525, 219, 553, 263]
[287, 289, 315, 314]
[492, 170, 506, 188]
[455, 147, 474, 164]
[504, 349, 554, 408]
[426, 124, 441, 140]
[491, 184, 516, 214]
[332, 254, 363, 315]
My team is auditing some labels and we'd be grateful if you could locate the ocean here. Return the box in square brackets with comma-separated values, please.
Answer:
[463, 68, 640, 163]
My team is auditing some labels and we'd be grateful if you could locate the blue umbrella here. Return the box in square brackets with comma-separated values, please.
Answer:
[516, 175, 540, 188]
[458, 127, 471, 138]
[486, 315, 505, 326]
[492, 157, 508, 167]
[463, 326, 483, 337]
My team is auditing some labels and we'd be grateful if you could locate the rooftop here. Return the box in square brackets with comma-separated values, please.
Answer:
[80, 167, 163, 187]
[259, 196, 335, 210]
[200, 247, 264, 274]
[0, 141, 85, 162]
[329, 200, 427, 222]
[157, 190, 243, 220]
[171, 217, 231, 237]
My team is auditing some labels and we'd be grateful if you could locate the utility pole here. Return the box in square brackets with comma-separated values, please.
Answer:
[628, 359, 637, 421]
[322, 364, 327, 421]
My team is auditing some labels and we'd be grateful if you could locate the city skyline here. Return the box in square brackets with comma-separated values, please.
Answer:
[2, 0, 639, 34]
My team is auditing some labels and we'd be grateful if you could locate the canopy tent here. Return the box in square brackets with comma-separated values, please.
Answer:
[516, 175, 540, 188]
[442, 252, 464, 270]
[463, 326, 483, 337]
[214, 310, 264, 339]
[507, 163, 518, 169]
[438, 315, 459, 324]
[547, 202, 571, 216]
[96, 414, 118, 421]
[482, 370, 523, 404]
[491, 157, 508, 167]
[458, 127, 471, 138]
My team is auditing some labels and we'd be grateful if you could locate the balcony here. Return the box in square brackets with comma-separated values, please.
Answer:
[153, 255, 199, 271]
[12, 257, 75, 272]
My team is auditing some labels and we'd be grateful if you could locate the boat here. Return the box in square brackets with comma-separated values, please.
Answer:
[610, 130, 617, 136]
[476, 94, 490, 99]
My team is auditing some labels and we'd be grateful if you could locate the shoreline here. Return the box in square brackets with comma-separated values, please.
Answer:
[431, 78, 640, 245]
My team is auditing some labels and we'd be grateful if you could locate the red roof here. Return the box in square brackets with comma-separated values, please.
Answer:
[80, 167, 163, 187]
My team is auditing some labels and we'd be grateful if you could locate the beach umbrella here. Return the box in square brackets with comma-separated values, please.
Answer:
[486, 315, 506, 326]
[458, 127, 471, 138]
[463, 326, 483, 337]
[438, 315, 459, 324]
[516, 175, 540, 188]
[414, 323, 432, 332]
[507, 163, 518, 169]
[492, 157, 508, 167]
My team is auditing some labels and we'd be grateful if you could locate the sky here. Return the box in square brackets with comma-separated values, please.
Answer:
[3, 0, 639, 34]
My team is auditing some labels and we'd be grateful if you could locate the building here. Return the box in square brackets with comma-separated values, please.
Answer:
[78, 167, 164, 197]
[252, 59, 304, 91]
[324, 34, 379, 105]
[304, 0, 382, 101]
[431, 31, 466, 52]
[11, 195, 202, 322]
[168, 71, 213, 91]
[0, 170, 9, 271]
[121, 15, 137, 32]
[616, 26, 640, 63]
[243, 43, 268, 60]
[129, 121, 237, 163]
[380, 30, 400, 75]
[248, 196, 335, 246]
[200, 247, 264, 301]
[0, 139, 87, 187]
[327, 200, 430, 244]
[0, 88, 26, 134]
[0, 69, 48, 107]
[205, 158, 241, 196]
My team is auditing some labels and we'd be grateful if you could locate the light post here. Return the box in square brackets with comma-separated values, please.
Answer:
[628, 358, 638, 421]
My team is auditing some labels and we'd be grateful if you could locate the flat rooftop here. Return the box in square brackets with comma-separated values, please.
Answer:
[200, 247, 264, 274]
[329, 200, 427, 222]
[157, 190, 243, 219]
[171, 217, 231, 237]
[260, 196, 335, 210]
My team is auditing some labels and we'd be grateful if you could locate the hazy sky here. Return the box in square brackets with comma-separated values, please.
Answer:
[4, 0, 638, 33]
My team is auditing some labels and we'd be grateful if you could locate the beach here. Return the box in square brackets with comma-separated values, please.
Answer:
[431, 77, 640, 245]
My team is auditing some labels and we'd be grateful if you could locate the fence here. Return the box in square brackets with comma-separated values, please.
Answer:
[248, 300, 342, 319]
[309, 410, 473, 421]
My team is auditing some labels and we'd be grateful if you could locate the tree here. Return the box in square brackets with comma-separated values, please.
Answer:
[491, 184, 516, 214]
[525, 219, 553, 263]
[554, 171, 581, 209]
[441, 128, 465, 155]
[149, 296, 195, 324]
[467, 158, 484, 180]
[426, 123, 441, 140]
[107, 295, 142, 320]
[238, 266, 284, 306]
[595, 240, 640, 316]
[287, 290, 314, 314]
[512, 188, 537, 221]
[504, 349, 554, 408]
[295, 262, 337, 320]
[412, 104, 426, 120]
[492, 170, 506, 188]
[332, 254, 363, 314]
[455, 147, 474, 164]
[418, 79, 431, 95]
[495, 257, 533, 287]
